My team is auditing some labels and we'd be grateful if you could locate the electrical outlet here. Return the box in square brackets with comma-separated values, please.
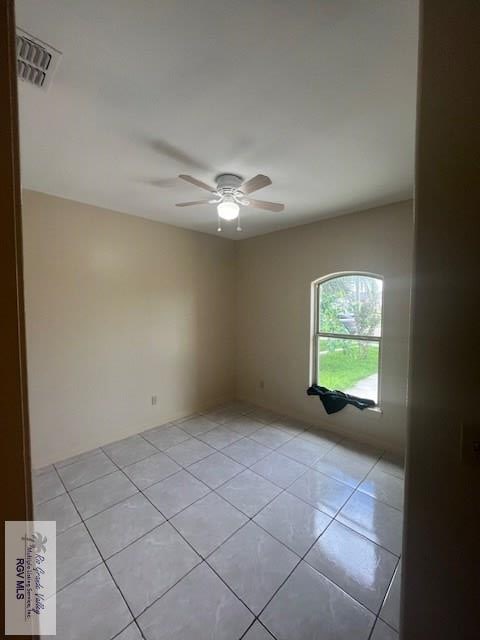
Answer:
[151, 395, 157, 406]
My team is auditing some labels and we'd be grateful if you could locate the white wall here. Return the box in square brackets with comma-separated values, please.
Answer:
[23, 191, 236, 467]
[236, 201, 413, 452]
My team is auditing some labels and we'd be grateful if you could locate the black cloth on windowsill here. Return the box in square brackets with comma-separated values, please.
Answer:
[306, 384, 376, 414]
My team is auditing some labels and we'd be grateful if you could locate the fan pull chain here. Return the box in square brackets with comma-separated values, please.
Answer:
[236, 209, 242, 232]
[217, 212, 222, 233]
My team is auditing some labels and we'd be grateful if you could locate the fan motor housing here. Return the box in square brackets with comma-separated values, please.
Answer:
[215, 173, 243, 191]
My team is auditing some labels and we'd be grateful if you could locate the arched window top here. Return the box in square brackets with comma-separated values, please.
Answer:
[316, 273, 383, 338]
[312, 273, 383, 404]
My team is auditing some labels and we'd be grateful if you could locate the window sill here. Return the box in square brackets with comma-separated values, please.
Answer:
[366, 405, 383, 415]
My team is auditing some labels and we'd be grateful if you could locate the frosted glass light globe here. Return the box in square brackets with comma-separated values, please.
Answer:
[217, 201, 240, 221]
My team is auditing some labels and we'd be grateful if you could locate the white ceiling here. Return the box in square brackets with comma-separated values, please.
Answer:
[16, 0, 418, 240]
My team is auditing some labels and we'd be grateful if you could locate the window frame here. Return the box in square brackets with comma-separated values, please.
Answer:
[311, 271, 384, 406]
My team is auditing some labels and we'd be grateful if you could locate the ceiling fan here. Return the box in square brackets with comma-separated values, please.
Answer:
[176, 173, 284, 232]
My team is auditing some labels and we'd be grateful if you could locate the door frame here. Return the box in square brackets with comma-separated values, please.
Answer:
[0, 2, 34, 637]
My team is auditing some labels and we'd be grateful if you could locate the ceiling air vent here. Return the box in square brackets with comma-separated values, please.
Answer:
[16, 28, 61, 91]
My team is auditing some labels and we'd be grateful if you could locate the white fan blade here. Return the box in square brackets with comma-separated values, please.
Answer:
[247, 198, 284, 212]
[241, 174, 272, 194]
[176, 199, 211, 207]
[178, 174, 216, 193]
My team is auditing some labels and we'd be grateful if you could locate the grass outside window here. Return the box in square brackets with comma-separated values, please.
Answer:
[317, 339, 379, 392]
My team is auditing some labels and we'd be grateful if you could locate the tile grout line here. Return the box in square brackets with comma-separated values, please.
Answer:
[57, 425, 399, 562]
[101, 446, 265, 627]
[75, 442, 205, 621]
[199, 426, 400, 632]
[238, 618, 279, 640]
[110, 620, 145, 640]
[377, 556, 402, 626]
[38, 407, 403, 639]
[246, 453, 386, 630]
[51, 465, 147, 640]
[39, 405, 402, 479]
[366, 556, 402, 640]
[46, 425, 400, 562]
[192, 444, 367, 633]
[100, 426, 319, 631]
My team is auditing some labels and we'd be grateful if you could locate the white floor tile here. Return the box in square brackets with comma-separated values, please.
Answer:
[260, 561, 374, 640]
[165, 438, 216, 467]
[375, 452, 404, 479]
[331, 439, 383, 464]
[103, 435, 158, 467]
[203, 405, 244, 424]
[123, 452, 180, 489]
[288, 469, 353, 516]
[142, 425, 190, 451]
[114, 623, 144, 640]
[217, 469, 282, 517]
[300, 427, 340, 448]
[208, 522, 298, 614]
[33, 468, 65, 505]
[107, 522, 201, 615]
[277, 436, 330, 466]
[85, 493, 164, 558]
[222, 400, 255, 415]
[187, 451, 244, 489]
[242, 622, 276, 640]
[137, 562, 253, 640]
[49, 411, 404, 640]
[248, 407, 282, 423]
[57, 451, 117, 490]
[305, 520, 397, 612]
[196, 425, 244, 449]
[337, 492, 403, 556]
[254, 492, 331, 556]
[55, 523, 102, 592]
[371, 619, 399, 640]
[53, 564, 132, 640]
[35, 493, 81, 534]
[251, 452, 308, 489]
[271, 417, 307, 436]
[69, 471, 138, 519]
[358, 467, 404, 510]
[143, 470, 210, 519]
[250, 426, 294, 449]
[380, 562, 401, 630]
[180, 415, 218, 435]
[170, 492, 248, 557]
[314, 448, 375, 487]
[222, 437, 271, 466]
[224, 416, 265, 437]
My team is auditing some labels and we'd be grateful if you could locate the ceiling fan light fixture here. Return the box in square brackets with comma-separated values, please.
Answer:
[217, 200, 239, 221]
[176, 173, 285, 230]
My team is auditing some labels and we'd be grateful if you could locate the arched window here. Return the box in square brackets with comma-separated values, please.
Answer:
[312, 273, 383, 404]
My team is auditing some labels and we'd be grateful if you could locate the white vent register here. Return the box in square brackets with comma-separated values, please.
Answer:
[16, 28, 61, 90]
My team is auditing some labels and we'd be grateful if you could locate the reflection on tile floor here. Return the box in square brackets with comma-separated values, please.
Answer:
[33, 401, 404, 640]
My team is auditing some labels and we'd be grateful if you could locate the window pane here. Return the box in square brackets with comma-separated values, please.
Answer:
[317, 337, 379, 403]
[319, 275, 383, 337]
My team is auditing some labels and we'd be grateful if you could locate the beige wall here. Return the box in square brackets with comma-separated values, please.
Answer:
[236, 201, 413, 452]
[23, 191, 413, 467]
[23, 191, 236, 468]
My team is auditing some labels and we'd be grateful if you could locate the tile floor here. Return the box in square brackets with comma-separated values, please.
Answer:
[33, 402, 404, 640]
